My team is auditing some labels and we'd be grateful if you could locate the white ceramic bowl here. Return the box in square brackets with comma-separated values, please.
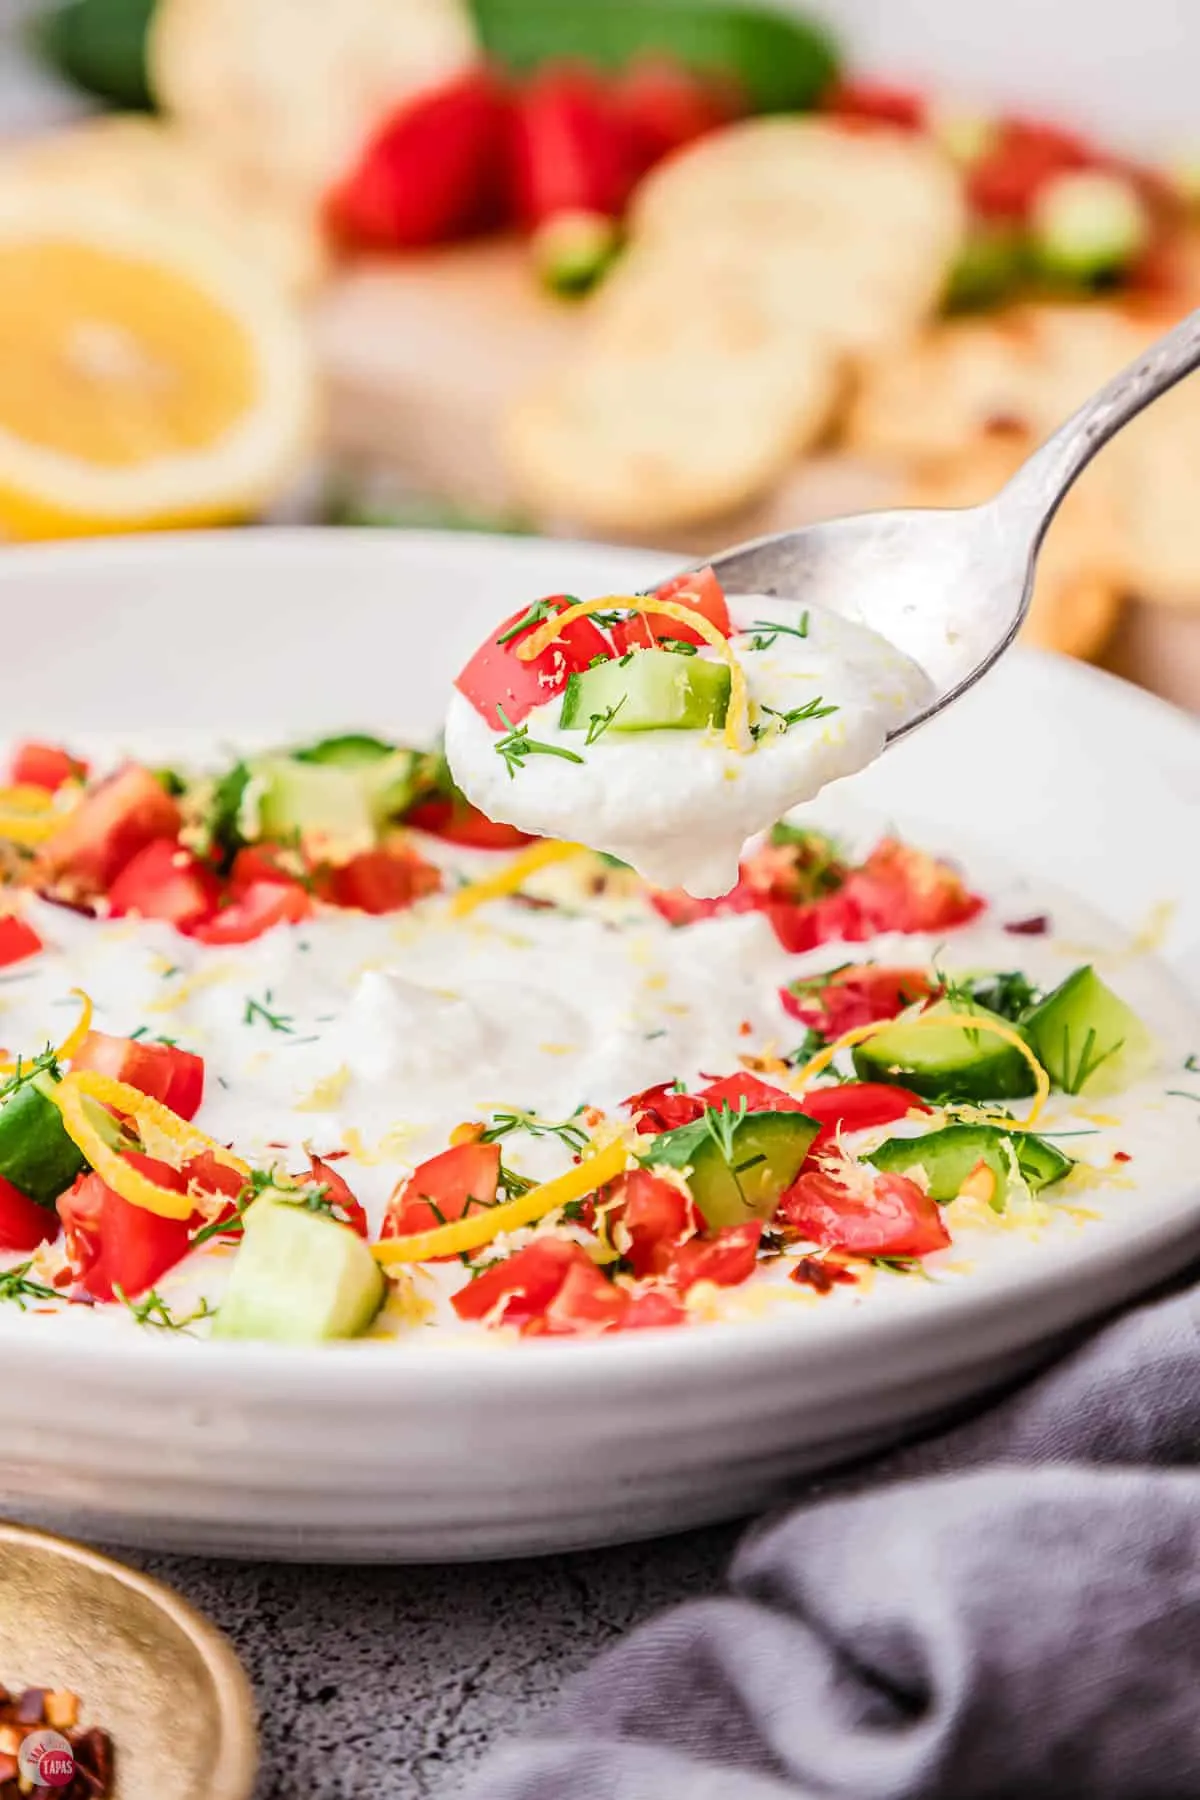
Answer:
[0, 529, 1197, 1562]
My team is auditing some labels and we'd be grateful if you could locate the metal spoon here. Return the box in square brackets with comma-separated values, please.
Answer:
[697, 305, 1200, 741]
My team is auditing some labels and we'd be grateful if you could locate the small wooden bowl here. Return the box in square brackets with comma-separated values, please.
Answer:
[0, 1523, 256, 1799]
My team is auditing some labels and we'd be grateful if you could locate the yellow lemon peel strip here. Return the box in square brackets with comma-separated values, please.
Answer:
[52, 1069, 250, 1221]
[0, 988, 93, 1075]
[373, 1137, 627, 1266]
[515, 595, 750, 752]
[449, 839, 585, 918]
[791, 1011, 1051, 1126]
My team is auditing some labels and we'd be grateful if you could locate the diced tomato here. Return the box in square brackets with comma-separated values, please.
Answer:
[524, 1258, 630, 1336]
[650, 884, 757, 929]
[59, 1153, 198, 1301]
[327, 69, 513, 249]
[831, 839, 985, 937]
[782, 964, 938, 1039]
[614, 56, 742, 172]
[9, 741, 87, 792]
[183, 1150, 247, 1203]
[36, 765, 181, 899]
[825, 79, 926, 131]
[511, 64, 637, 230]
[320, 846, 441, 915]
[618, 1287, 688, 1330]
[777, 1165, 950, 1258]
[697, 1072, 810, 1114]
[0, 1173, 59, 1253]
[610, 566, 732, 653]
[968, 117, 1096, 220]
[622, 1079, 705, 1134]
[0, 915, 43, 969]
[666, 1220, 762, 1295]
[405, 796, 533, 851]
[455, 595, 613, 730]
[229, 845, 308, 893]
[71, 1029, 205, 1122]
[607, 1168, 699, 1278]
[307, 1153, 369, 1238]
[188, 880, 312, 945]
[451, 1235, 588, 1326]
[106, 837, 220, 930]
[383, 1141, 500, 1260]
[798, 1081, 930, 1159]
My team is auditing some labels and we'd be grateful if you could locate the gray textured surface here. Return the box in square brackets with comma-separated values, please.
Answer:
[120, 1526, 742, 1799]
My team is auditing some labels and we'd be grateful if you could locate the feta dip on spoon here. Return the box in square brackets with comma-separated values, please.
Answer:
[444, 570, 934, 896]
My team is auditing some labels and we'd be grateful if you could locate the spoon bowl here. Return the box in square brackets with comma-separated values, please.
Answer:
[699, 303, 1200, 738]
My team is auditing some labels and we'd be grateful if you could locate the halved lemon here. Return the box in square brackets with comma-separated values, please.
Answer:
[0, 192, 316, 539]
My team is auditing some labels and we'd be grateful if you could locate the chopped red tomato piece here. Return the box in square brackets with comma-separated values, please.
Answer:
[71, 1030, 205, 1122]
[59, 1153, 198, 1301]
[697, 1072, 810, 1114]
[321, 845, 441, 915]
[229, 844, 308, 893]
[777, 1165, 950, 1258]
[615, 57, 741, 171]
[622, 1080, 705, 1134]
[825, 79, 926, 130]
[188, 880, 312, 945]
[798, 1081, 930, 1159]
[451, 1235, 587, 1326]
[405, 795, 532, 850]
[10, 741, 87, 792]
[607, 1168, 699, 1278]
[610, 566, 732, 653]
[36, 765, 181, 899]
[183, 1150, 247, 1203]
[829, 839, 985, 938]
[968, 117, 1096, 220]
[666, 1220, 762, 1295]
[619, 1287, 688, 1330]
[306, 1153, 369, 1238]
[455, 596, 613, 729]
[0, 915, 43, 969]
[107, 837, 220, 930]
[0, 1173, 59, 1253]
[525, 1258, 630, 1336]
[383, 1141, 500, 1260]
[782, 964, 938, 1038]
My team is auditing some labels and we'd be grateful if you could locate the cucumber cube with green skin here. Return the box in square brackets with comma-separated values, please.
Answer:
[645, 1109, 820, 1228]
[289, 737, 421, 826]
[1022, 965, 1156, 1097]
[559, 649, 731, 734]
[212, 1195, 385, 1344]
[293, 734, 395, 768]
[0, 1070, 87, 1209]
[252, 756, 377, 852]
[852, 1002, 1036, 1103]
[868, 1123, 1072, 1207]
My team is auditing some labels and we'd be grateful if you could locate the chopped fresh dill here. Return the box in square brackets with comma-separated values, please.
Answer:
[588, 608, 632, 630]
[494, 706, 585, 779]
[1058, 1024, 1123, 1094]
[0, 1261, 58, 1309]
[497, 1163, 537, 1201]
[481, 1106, 590, 1153]
[1165, 1090, 1200, 1104]
[751, 696, 839, 741]
[585, 696, 628, 746]
[242, 990, 294, 1033]
[0, 1047, 58, 1105]
[114, 1285, 216, 1333]
[783, 1030, 826, 1066]
[661, 640, 698, 657]
[744, 614, 810, 651]
[495, 597, 558, 646]
[1185, 1054, 1200, 1074]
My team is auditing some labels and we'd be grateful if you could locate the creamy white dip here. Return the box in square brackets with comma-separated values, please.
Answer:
[445, 599, 935, 896]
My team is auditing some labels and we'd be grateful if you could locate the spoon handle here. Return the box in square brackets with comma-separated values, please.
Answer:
[1001, 303, 1200, 541]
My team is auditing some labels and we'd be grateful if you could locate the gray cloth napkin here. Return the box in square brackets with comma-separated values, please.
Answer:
[460, 1273, 1200, 1799]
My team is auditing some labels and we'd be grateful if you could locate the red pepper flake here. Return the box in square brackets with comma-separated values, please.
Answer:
[737, 1020, 753, 1037]
[1004, 914, 1051, 936]
[790, 1256, 858, 1294]
[1114, 1150, 1133, 1164]
[316, 1148, 351, 1162]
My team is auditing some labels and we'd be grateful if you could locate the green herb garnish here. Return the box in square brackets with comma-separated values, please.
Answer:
[481, 1106, 590, 1154]
[494, 706, 586, 779]
[1058, 1024, 1124, 1094]
[751, 696, 839, 740]
[585, 696, 628, 746]
[495, 597, 561, 646]
[242, 990, 294, 1033]
[744, 614, 810, 651]
[114, 1285, 216, 1332]
[0, 1261, 58, 1310]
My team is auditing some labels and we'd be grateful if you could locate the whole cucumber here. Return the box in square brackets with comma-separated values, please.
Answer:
[471, 0, 841, 115]
[34, 0, 157, 110]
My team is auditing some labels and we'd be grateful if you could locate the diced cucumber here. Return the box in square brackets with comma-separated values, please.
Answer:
[868, 1123, 1072, 1206]
[559, 648, 730, 734]
[1032, 171, 1149, 283]
[211, 1194, 385, 1344]
[252, 756, 376, 856]
[1021, 965, 1156, 1097]
[293, 734, 395, 768]
[0, 1070, 87, 1209]
[852, 1002, 1036, 1102]
[945, 226, 1027, 311]
[645, 1108, 820, 1228]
